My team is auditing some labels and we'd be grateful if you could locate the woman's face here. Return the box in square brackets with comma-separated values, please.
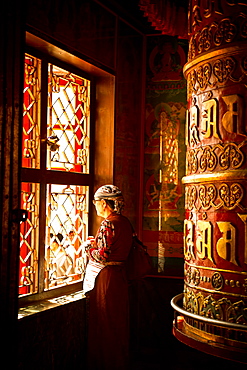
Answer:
[94, 199, 106, 218]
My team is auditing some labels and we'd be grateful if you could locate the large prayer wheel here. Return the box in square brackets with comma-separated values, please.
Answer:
[172, 1, 247, 363]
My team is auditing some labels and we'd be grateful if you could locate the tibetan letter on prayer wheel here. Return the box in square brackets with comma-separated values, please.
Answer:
[172, 1, 247, 363]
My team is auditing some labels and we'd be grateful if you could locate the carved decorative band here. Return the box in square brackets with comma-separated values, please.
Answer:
[185, 265, 247, 297]
[188, 16, 247, 62]
[185, 182, 244, 211]
[183, 287, 247, 324]
[184, 43, 247, 77]
[186, 143, 245, 175]
[186, 55, 247, 97]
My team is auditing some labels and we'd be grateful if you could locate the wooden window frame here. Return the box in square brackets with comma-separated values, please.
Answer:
[19, 32, 115, 308]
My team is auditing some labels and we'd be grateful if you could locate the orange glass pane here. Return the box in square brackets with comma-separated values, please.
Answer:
[45, 184, 88, 290]
[47, 64, 90, 173]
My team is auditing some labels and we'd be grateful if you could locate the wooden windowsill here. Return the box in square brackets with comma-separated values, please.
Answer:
[18, 290, 86, 319]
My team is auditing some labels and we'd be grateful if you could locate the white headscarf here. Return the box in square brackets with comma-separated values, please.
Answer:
[94, 185, 124, 214]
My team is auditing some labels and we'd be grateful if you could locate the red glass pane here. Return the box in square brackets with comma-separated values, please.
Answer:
[22, 55, 41, 169]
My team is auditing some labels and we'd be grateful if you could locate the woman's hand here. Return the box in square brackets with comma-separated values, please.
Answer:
[83, 236, 95, 252]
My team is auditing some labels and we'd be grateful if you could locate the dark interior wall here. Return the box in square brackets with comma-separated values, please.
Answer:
[26, 0, 117, 70]
[115, 20, 144, 230]
[18, 299, 87, 370]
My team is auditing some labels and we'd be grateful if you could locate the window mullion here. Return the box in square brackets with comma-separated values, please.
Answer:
[38, 59, 49, 294]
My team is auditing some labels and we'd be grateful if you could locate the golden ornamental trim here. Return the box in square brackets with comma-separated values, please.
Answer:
[184, 281, 247, 299]
[185, 260, 247, 276]
[182, 169, 247, 184]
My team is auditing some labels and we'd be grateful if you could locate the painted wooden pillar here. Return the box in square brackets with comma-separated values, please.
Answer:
[180, 0, 247, 361]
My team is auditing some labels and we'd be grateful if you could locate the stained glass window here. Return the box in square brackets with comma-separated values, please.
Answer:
[19, 54, 91, 297]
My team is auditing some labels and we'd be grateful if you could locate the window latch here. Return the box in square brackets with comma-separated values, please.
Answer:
[12, 209, 28, 223]
[46, 135, 60, 151]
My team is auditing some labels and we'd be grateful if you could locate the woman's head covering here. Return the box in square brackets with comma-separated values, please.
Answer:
[94, 185, 124, 214]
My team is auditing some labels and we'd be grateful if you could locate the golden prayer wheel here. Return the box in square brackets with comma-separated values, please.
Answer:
[172, 1, 247, 363]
